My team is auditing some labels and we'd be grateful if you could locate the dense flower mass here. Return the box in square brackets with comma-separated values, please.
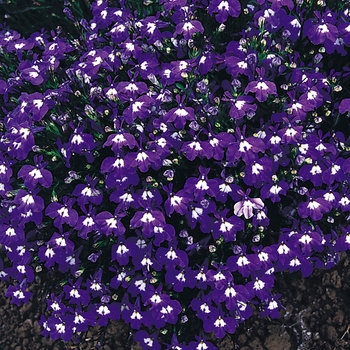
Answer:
[1, 0, 350, 348]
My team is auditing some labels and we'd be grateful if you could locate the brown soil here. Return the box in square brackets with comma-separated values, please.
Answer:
[1, 253, 350, 350]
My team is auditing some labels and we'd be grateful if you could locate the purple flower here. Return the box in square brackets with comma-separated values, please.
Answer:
[92, 301, 120, 327]
[144, 286, 182, 327]
[45, 197, 78, 229]
[227, 247, 261, 278]
[155, 243, 189, 269]
[124, 148, 162, 173]
[299, 160, 327, 187]
[174, 19, 204, 40]
[298, 189, 332, 221]
[246, 273, 274, 300]
[260, 176, 288, 203]
[339, 98, 350, 114]
[74, 205, 98, 239]
[212, 209, 244, 242]
[63, 278, 90, 306]
[188, 334, 217, 350]
[111, 239, 134, 265]
[234, 188, 265, 220]
[244, 68, 277, 102]
[203, 307, 237, 339]
[5, 282, 32, 307]
[184, 166, 218, 199]
[67, 125, 96, 158]
[208, 0, 241, 23]
[305, 10, 338, 45]
[5, 118, 37, 160]
[260, 295, 282, 319]
[72, 175, 103, 207]
[134, 330, 161, 350]
[14, 188, 44, 214]
[222, 92, 257, 120]
[17, 155, 53, 189]
[165, 266, 195, 292]
[226, 126, 265, 164]
[164, 94, 195, 128]
[95, 208, 126, 237]
[163, 184, 192, 216]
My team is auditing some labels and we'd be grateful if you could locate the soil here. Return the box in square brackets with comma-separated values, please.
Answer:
[1, 252, 350, 350]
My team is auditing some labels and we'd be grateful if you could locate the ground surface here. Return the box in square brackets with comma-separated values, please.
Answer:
[1, 252, 350, 350]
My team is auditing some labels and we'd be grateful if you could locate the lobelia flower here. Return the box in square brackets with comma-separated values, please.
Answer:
[222, 92, 258, 121]
[234, 188, 265, 220]
[95, 208, 126, 237]
[337, 192, 350, 212]
[244, 67, 277, 102]
[226, 245, 261, 278]
[188, 333, 217, 350]
[173, 9, 204, 40]
[17, 155, 53, 189]
[130, 200, 166, 236]
[10, 258, 35, 283]
[19, 60, 47, 86]
[320, 156, 345, 185]
[67, 124, 96, 161]
[63, 278, 90, 306]
[124, 147, 162, 173]
[134, 330, 161, 350]
[5, 280, 32, 307]
[14, 188, 44, 214]
[284, 91, 313, 121]
[242, 156, 273, 187]
[299, 81, 324, 110]
[277, 117, 303, 145]
[226, 126, 265, 164]
[163, 183, 192, 216]
[304, 10, 338, 45]
[184, 166, 218, 199]
[72, 175, 103, 207]
[144, 285, 182, 327]
[246, 271, 274, 300]
[163, 94, 195, 129]
[165, 266, 195, 292]
[212, 209, 244, 242]
[74, 204, 98, 239]
[155, 240, 189, 269]
[44, 315, 74, 342]
[252, 207, 270, 229]
[91, 299, 121, 327]
[132, 242, 162, 273]
[208, 0, 241, 23]
[4, 117, 39, 161]
[185, 199, 216, 232]
[190, 293, 215, 321]
[206, 262, 233, 291]
[225, 41, 256, 78]
[65, 306, 96, 334]
[298, 189, 332, 221]
[164, 333, 188, 350]
[299, 159, 327, 187]
[203, 306, 237, 339]
[203, 130, 235, 161]
[111, 238, 135, 266]
[260, 175, 288, 203]
[45, 197, 79, 229]
[86, 268, 106, 297]
[259, 294, 282, 319]
[252, 245, 276, 271]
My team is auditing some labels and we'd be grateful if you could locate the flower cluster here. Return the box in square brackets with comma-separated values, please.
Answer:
[1, 0, 350, 348]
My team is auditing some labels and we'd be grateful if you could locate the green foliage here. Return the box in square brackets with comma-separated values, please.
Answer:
[0, 0, 91, 37]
